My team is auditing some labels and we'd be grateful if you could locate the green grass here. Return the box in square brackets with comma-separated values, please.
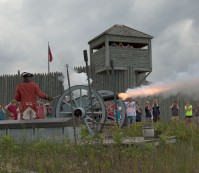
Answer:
[0, 122, 198, 172]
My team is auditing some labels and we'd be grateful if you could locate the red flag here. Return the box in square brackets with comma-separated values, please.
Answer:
[48, 44, 53, 62]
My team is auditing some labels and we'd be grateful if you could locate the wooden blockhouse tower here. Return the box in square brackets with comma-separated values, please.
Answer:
[88, 24, 153, 92]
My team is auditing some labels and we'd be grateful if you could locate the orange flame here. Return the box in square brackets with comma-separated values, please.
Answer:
[118, 93, 129, 100]
[118, 86, 170, 100]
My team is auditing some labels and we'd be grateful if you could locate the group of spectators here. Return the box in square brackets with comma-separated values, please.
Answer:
[170, 100, 199, 124]
[0, 72, 53, 121]
[111, 42, 134, 48]
[106, 98, 199, 125]
[124, 98, 160, 125]
[106, 98, 160, 125]
[0, 99, 53, 120]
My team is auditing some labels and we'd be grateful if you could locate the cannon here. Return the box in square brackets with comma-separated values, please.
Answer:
[56, 85, 126, 135]
[0, 86, 126, 142]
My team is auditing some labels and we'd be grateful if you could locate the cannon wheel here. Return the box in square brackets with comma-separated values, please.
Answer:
[56, 85, 107, 135]
[98, 90, 126, 128]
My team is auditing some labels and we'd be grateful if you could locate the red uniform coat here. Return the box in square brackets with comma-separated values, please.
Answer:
[15, 81, 46, 114]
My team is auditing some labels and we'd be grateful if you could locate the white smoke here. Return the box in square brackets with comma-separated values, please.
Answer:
[58, 66, 92, 90]
[126, 70, 199, 99]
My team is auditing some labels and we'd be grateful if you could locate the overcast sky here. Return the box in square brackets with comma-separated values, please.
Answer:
[0, 0, 199, 83]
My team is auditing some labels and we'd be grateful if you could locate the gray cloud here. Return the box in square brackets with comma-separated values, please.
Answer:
[0, 0, 199, 86]
[149, 18, 199, 81]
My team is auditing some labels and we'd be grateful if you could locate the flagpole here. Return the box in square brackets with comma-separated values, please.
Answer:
[48, 42, 50, 73]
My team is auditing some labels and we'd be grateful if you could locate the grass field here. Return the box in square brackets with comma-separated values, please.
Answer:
[0, 121, 198, 173]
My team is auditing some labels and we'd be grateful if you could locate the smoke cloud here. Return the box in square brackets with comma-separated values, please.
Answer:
[119, 71, 199, 100]
[59, 66, 92, 90]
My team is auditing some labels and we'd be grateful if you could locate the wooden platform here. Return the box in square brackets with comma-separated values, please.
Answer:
[0, 118, 81, 142]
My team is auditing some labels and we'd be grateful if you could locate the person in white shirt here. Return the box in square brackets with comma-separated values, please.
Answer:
[125, 98, 136, 125]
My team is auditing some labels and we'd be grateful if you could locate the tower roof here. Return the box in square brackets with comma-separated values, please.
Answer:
[88, 24, 153, 43]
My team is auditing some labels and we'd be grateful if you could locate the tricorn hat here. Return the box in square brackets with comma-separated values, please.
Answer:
[21, 72, 34, 77]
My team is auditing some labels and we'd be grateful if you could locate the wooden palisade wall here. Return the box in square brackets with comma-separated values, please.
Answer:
[0, 71, 198, 121]
[0, 72, 64, 118]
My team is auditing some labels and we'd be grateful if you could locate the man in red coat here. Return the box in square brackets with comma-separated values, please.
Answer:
[15, 72, 52, 119]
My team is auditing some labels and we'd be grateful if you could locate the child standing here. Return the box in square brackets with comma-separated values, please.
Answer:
[152, 99, 160, 122]
[170, 101, 179, 121]
[0, 104, 5, 120]
[145, 101, 153, 122]
[136, 101, 142, 122]
[4, 99, 18, 120]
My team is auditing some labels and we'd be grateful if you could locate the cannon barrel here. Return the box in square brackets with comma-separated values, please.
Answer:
[101, 93, 119, 101]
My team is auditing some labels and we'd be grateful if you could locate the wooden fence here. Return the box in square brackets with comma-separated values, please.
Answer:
[1, 71, 199, 121]
[0, 72, 64, 118]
